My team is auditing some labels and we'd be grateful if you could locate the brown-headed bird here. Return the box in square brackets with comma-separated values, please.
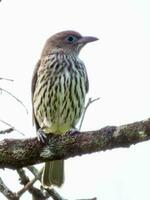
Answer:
[32, 30, 98, 187]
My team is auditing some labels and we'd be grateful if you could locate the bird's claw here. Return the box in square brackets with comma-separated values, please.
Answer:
[66, 128, 79, 136]
[37, 128, 47, 143]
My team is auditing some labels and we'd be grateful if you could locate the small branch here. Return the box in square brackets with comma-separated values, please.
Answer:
[45, 188, 65, 200]
[28, 166, 65, 200]
[0, 77, 13, 82]
[17, 169, 30, 186]
[45, 188, 97, 200]
[27, 166, 41, 178]
[0, 118, 150, 169]
[0, 177, 18, 200]
[0, 119, 25, 136]
[75, 199, 97, 200]
[17, 168, 63, 200]
[79, 97, 100, 130]
[17, 168, 43, 198]
[17, 168, 48, 200]
[0, 88, 28, 114]
[29, 187, 48, 200]
[0, 128, 14, 134]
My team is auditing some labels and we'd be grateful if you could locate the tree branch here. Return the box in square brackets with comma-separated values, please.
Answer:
[27, 166, 66, 200]
[17, 168, 42, 198]
[78, 97, 100, 130]
[0, 120, 25, 136]
[0, 88, 28, 114]
[0, 177, 18, 200]
[0, 128, 14, 135]
[0, 118, 150, 169]
[0, 77, 13, 82]
[17, 168, 46, 200]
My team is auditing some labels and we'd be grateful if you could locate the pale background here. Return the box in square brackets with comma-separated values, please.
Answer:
[0, 0, 150, 199]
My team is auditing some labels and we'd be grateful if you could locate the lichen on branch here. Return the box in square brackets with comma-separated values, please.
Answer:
[0, 118, 150, 169]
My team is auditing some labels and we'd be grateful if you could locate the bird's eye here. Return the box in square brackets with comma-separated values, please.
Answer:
[66, 35, 78, 43]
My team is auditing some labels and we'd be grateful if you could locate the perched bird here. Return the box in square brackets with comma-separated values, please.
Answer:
[32, 30, 98, 187]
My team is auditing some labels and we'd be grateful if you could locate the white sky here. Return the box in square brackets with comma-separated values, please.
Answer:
[0, 0, 150, 199]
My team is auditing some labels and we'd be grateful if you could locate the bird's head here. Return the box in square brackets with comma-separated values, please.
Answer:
[41, 30, 98, 57]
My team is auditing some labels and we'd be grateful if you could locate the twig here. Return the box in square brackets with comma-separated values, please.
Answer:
[17, 169, 30, 185]
[0, 128, 14, 134]
[17, 168, 43, 198]
[29, 187, 48, 200]
[17, 168, 47, 200]
[79, 97, 100, 130]
[0, 77, 13, 82]
[27, 166, 41, 178]
[75, 199, 97, 200]
[0, 119, 25, 136]
[28, 166, 66, 200]
[0, 88, 28, 114]
[45, 188, 96, 200]
[0, 177, 18, 200]
[45, 188, 65, 200]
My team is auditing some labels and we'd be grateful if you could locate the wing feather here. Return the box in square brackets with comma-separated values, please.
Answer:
[31, 60, 41, 130]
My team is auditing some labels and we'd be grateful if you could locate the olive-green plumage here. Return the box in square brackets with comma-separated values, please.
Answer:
[32, 30, 98, 187]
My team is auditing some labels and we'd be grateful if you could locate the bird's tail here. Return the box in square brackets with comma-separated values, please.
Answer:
[42, 160, 64, 187]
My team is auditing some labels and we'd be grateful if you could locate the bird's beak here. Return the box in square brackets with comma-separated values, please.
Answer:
[77, 36, 99, 44]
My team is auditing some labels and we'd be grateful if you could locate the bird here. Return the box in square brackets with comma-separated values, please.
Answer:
[31, 30, 98, 187]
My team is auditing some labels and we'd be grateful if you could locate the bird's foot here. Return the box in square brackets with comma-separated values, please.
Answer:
[37, 128, 47, 143]
[66, 128, 79, 136]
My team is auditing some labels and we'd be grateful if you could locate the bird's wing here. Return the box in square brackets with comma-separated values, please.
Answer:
[85, 74, 89, 93]
[31, 59, 41, 130]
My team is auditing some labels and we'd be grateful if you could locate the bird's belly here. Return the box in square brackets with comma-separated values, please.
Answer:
[34, 73, 86, 134]
[43, 90, 83, 134]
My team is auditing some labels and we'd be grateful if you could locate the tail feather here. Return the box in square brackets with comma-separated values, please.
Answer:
[42, 160, 64, 187]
